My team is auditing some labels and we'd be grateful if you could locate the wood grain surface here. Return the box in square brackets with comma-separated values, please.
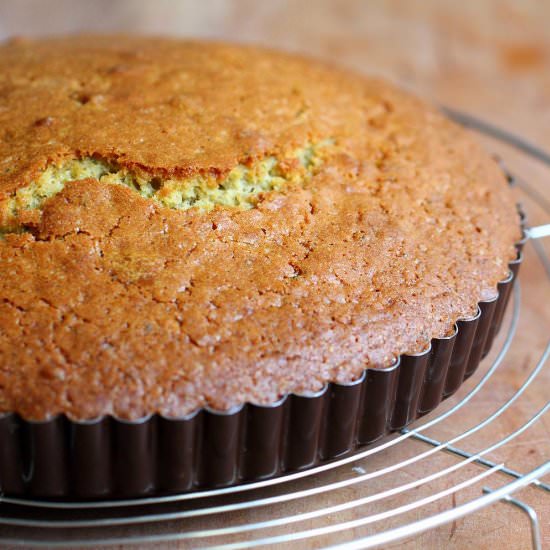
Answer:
[0, 1, 548, 549]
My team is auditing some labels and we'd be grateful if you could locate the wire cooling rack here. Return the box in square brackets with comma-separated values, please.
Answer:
[0, 111, 549, 549]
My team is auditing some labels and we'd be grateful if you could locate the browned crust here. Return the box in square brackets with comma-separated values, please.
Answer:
[0, 36, 520, 420]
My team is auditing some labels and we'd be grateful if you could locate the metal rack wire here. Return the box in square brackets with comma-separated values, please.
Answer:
[0, 111, 549, 549]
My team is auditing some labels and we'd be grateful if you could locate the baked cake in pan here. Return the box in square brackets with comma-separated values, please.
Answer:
[0, 36, 522, 498]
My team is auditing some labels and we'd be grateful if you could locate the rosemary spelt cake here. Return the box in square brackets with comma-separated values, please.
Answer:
[0, 36, 520, 422]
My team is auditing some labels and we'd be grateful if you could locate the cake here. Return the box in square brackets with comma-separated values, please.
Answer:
[0, 36, 524, 498]
[0, 36, 521, 423]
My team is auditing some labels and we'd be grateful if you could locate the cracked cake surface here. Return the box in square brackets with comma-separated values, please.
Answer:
[0, 36, 520, 420]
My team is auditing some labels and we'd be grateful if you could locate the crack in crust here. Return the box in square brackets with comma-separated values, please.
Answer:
[0, 140, 334, 234]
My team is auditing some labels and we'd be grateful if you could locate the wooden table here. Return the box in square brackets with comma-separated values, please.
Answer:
[0, 1, 549, 548]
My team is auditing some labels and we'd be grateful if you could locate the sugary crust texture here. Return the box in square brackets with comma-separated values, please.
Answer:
[0, 36, 520, 420]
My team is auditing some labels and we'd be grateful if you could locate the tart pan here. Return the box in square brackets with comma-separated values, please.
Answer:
[0, 221, 526, 500]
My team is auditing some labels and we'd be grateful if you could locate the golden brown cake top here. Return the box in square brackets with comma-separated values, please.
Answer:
[0, 36, 519, 420]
